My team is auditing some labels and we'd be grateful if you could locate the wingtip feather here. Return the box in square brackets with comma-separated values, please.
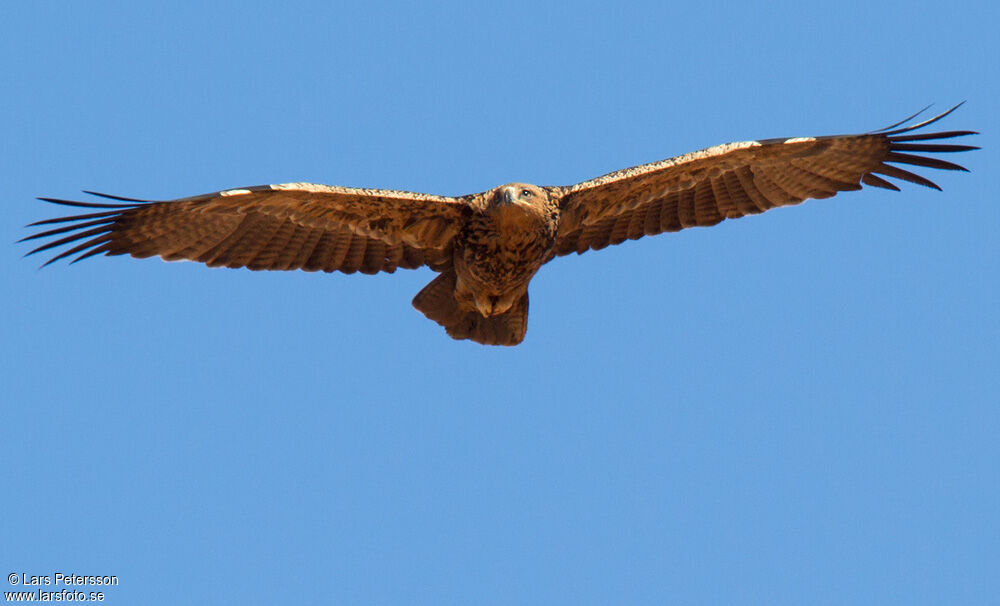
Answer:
[874, 104, 933, 132]
[37, 196, 136, 209]
[880, 102, 968, 136]
[81, 190, 151, 203]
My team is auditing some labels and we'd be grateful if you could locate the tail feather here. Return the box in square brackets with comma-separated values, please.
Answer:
[412, 271, 529, 346]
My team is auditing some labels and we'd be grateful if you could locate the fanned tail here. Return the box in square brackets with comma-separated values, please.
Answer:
[412, 271, 529, 346]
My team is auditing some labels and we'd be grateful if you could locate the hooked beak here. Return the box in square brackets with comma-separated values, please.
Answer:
[502, 186, 514, 205]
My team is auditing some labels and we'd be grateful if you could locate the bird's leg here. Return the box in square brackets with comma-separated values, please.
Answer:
[452, 272, 483, 315]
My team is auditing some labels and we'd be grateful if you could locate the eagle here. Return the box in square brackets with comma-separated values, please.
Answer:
[24, 105, 977, 346]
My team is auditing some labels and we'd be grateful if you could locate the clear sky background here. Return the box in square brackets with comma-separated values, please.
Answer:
[2, 1, 997, 604]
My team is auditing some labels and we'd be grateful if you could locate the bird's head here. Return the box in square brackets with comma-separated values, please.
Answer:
[492, 183, 548, 209]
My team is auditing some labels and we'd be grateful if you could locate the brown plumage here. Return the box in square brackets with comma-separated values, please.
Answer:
[24, 105, 978, 345]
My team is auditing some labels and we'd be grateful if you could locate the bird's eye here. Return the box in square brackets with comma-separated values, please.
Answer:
[521, 189, 533, 198]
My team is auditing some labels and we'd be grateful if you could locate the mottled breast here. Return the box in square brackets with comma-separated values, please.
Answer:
[456, 183, 559, 294]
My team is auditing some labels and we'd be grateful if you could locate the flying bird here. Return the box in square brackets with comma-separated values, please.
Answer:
[24, 105, 977, 345]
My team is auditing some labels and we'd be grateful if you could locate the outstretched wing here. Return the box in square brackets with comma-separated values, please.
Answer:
[552, 105, 978, 256]
[23, 183, 471, 274]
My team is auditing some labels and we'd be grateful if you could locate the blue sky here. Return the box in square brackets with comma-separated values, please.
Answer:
[3, 1, 997, 604]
